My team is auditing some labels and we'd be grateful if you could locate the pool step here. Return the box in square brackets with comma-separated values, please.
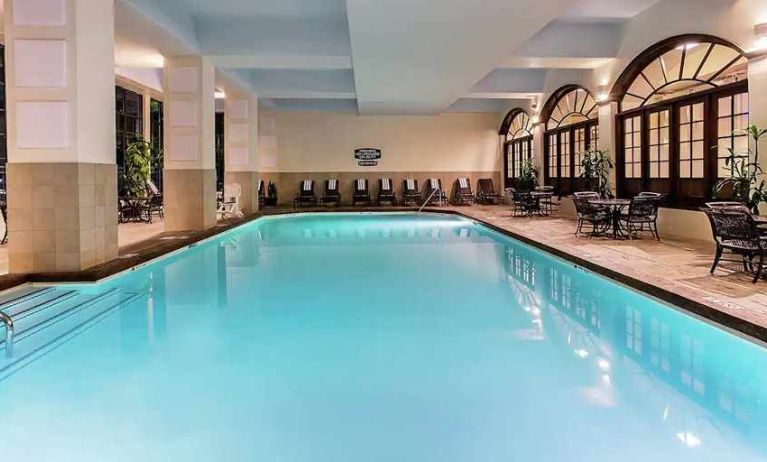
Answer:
[0, 287, 145, 380]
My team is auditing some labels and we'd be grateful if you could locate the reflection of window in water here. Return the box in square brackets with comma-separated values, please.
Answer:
[561, 274, 571, 310]
[680, 334, 706, 396]
[718, 375, 756, 426]
[649, 318, 671, 374]
[549, 269, 559, 303]
[507, 248, 536, 289]
[625, 306, 643, 355]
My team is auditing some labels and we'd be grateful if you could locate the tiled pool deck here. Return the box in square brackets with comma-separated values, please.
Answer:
[0, 205, 765, 343]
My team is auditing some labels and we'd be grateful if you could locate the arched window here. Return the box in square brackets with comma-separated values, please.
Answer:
[541, 86, 599, 194]
[499, 109, 534, 186]
[611, 34, 748, 207]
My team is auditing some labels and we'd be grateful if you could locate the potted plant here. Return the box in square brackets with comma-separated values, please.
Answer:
[580, 148, 614, 198]
[516, 158, 539, 191]
[123, 136, 152, 197]
[263, 181, 278, 207]
[713, 124, 766, 214]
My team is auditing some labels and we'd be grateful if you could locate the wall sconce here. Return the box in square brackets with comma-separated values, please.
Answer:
[214, 89, 226, 99]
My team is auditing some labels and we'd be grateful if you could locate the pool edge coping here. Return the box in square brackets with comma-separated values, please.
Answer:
[2, 207, 766, 346]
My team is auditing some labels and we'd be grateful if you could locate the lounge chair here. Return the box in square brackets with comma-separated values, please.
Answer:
[217, 183, 243, 219]
[145, 179, 164, 222]
[475, 178, 502, 204]
[353, 178, 372, 206]
[452, 177, 474, 205]
[320, 179, 342, 206]
[378, 178, 396, 206]
[401, 178, 421, 205]
[424, 178, 445, 205]
[294, 180, 318, 207]
[257, 179, 265, 208]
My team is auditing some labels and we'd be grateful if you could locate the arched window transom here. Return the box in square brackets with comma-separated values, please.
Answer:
[546, 88, 598, 131]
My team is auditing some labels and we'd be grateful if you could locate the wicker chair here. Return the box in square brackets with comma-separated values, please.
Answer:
[573, 192, 609, 238]
[620, 196, 661, 240]
[704, 208, 767, 283]
[510, 190, 539, 216]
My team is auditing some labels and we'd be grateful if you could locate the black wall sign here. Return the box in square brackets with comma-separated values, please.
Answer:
[354, 148, 382, 167]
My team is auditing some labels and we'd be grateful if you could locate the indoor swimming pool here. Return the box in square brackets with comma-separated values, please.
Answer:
[0, 213, 764, 461]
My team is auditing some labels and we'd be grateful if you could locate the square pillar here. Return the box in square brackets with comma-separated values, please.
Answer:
[598, 101, 619, 194]
[748, 55, 767, 215]
[163, 56, 217, 231]
[224, 93, 259, 213]
[4, 0, 118, 273]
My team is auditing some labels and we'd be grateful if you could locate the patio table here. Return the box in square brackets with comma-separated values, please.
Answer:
[121, 196, 151, 223]
[530, 191, 553, 216]
[589, 198, 631, 240]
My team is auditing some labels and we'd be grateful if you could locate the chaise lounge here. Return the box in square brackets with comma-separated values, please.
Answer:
[353, 178, 372, 206]
[294, 180, 318, 207]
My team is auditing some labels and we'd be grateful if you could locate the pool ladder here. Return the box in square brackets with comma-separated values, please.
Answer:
[0, 286, 141, 359]
[419, 187, 444, 213]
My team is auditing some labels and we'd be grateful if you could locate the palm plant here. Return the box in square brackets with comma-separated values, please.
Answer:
[713, 124, 766, 214]
[123, 136, 152, 197]
[580, 149, 614, 198]
[516, 158, 539, 191]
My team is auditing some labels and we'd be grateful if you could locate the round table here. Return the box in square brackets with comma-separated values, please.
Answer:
[589, 198, 631, 239]
[530, 191, 554, 215]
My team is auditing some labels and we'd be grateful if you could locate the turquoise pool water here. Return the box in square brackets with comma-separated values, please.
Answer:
[0, 213, 765, 461]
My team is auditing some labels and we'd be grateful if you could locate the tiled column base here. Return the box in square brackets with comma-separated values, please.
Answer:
[225, 171, 259, 214]
[8, 163, 118, 273]
[164, 169, 217, 231]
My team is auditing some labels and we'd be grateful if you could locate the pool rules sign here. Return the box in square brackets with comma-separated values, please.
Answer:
[355, 148, 382, 167]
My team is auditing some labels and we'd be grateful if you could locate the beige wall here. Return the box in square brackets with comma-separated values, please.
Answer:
[257, 111, 504, 204]
[263, 111, 502, 173]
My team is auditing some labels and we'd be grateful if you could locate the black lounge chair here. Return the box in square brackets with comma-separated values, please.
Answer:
[378, 178, 396, 206]
[401, 178, 421, 205]
[704, 207, 767, 283]
[452, 177, 473, 205]
[573, 191, 610, 238]
[294, 180, 317, 207]
[353, 178, 372, 206]
[424, 178, 445, 205]
[257, 179, 265, 207]
[320, 179, 341, 206]
[620, 196, 661, 240]
[145, 180, 164, 222]
[475, 178, 501, 205]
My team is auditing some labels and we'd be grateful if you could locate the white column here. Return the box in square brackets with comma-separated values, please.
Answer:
[747, 54, 767, 215]
[532, 123, 545, 186]
[598, 101, 619, 195]
[224, 92, 259, 213]
[162, 56, 217, 231]
[4, 0, 118, 272]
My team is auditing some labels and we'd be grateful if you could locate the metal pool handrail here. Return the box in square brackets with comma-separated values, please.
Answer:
[0, 311, 13, 358]
[419, 187, 442, 213]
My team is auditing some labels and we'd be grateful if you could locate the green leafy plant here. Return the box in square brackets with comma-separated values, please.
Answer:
[516, 158, 539, 191]
[123, 136, 152, 197]
[580, 149, 614, 198]
[713, 124, 767, 214]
